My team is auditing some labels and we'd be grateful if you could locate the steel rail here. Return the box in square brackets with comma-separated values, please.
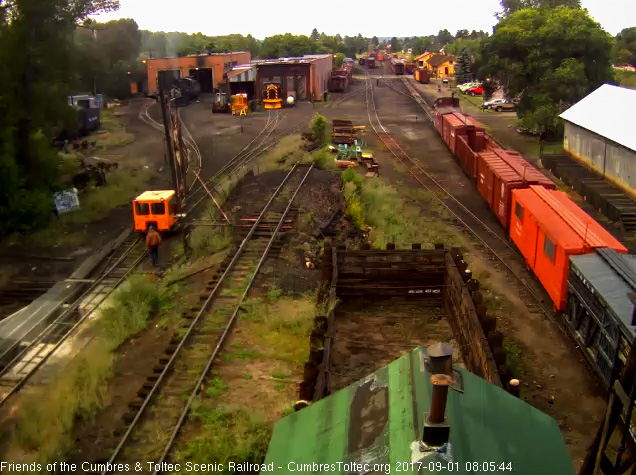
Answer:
[361, 69, 557, 327]
[102, 162, 304, 473]
[0, 235, 145, 407]
[153, 163, 315, 473]
[184, 109, 277, 205]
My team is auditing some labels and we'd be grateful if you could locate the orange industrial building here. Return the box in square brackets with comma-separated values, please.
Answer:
[145, 52, 251, 94]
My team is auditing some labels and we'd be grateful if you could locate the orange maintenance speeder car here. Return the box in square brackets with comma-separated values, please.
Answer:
[132, 190, 180, 232]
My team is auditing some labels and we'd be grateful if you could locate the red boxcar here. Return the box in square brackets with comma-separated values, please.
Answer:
[476, 152, 526, 229]
[509, 185, 628, 311]
[414, 68, 430, 83]
[491, 149, 555, 189]
[440, 113, 484, 154]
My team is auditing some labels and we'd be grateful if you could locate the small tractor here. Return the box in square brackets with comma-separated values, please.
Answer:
[263, 83, 282, 109]
[212, 92, 231, 113]
[231, 93, 248, 116]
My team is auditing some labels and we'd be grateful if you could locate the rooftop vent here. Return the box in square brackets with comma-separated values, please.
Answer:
[421, 373, 452, 447]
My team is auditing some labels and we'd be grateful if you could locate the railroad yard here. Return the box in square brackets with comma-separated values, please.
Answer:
[1, 51, 635, 474]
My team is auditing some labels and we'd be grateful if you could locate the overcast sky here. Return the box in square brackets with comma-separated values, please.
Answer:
[92, 0, 635, 38]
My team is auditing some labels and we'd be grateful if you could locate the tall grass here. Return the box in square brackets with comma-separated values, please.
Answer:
[4, 274, 173, 468]
[176, 406, 270, 472]
[94, 110, 135, 149]
[257, 135, 304, 173]
[351, 176, 461, 249]
[190, 226, 233, 259]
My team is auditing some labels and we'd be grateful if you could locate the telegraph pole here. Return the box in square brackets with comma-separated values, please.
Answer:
[159, 88, 180, 199]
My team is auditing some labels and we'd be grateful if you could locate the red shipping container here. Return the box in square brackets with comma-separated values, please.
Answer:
[476, 152, 526, 229]
[492, 149, 555, 189]
[509, 185, 628, 311]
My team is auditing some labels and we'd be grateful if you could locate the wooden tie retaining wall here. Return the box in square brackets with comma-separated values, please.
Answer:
[299, 243, 518, 405]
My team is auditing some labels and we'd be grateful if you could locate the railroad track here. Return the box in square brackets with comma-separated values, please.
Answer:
[0, 233, 145, 407]
[99, 162, 314, 475]
[376, 73, 608, 381]
[361, 70, 557, 329]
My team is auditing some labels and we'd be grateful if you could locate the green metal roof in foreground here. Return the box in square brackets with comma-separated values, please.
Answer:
[262, 347, 574, 474]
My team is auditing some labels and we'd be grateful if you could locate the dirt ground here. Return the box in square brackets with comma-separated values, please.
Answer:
[337, 64, 606, 469]
[329, 301, 458, 393]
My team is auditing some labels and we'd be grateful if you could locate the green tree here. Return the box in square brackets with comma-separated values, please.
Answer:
[333, 53, 345, 68]
[310, 28, 319, 41]
[390, 37, 401, 52]
[482, 6, 614, 135]
[497, 0, 581, 18]
[613, 27, 636, 66]
[310, 113, 327, 144]
[436, 29, 454, 49]
[0, 0, 120, 236]
[454, 48, 473, 84]
[371, 36, 379, 46]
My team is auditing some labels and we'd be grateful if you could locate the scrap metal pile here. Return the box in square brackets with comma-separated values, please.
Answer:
[329, 119, 379, 177]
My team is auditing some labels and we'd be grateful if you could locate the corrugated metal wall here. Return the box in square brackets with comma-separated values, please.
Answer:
[311, 56, 333, 99]
[564, 121, 636, 193]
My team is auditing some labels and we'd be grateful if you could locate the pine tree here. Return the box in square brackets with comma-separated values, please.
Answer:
[454, 47, 473, 84]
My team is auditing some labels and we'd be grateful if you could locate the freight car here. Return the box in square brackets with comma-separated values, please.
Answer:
[414, 68, 430, 84]
[566, 248, 636, 389]
[367, 55, 376, 68]
[405, 62, 416, 75]
[431, 96, 629, 317]
[390, 57, 405, 75]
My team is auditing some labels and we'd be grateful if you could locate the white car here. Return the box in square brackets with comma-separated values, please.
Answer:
[482, 98, 506, 109]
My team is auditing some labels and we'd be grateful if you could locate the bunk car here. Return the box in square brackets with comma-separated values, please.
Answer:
[390, 57, 405, 75]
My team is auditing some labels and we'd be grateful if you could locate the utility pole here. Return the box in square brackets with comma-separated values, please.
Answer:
[159, 88, 179, 200]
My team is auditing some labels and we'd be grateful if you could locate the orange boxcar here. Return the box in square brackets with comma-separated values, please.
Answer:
[492, 148, 555, 189]
[509, 185, 628, 311]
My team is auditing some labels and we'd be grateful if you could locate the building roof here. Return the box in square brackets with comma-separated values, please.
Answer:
[262, 347, 574, 475]
[414, 52, 433, 61]
[429, 54, 454, 68]
[570, 249, 636, 337]
[134, 190, 175, 202]
[513, 186, 627, 253]
[146, 51, 248, 61]
[559, 84, 636, 153]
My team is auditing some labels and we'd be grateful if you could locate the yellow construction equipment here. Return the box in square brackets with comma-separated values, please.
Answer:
[231, 93, 248, 115]
[263, 84, 282, 109]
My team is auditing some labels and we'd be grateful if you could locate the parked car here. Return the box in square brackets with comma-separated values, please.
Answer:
[482, 98, 507, 109]
[493, 101, 515, 112]
[458, 82, 480, 93]
[467, 86, 484, 96]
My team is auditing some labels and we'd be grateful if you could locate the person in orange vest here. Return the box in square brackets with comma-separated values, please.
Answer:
[146, 225, 162, 267]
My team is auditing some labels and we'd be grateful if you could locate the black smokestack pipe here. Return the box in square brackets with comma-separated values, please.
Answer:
[429, 374, 452, 424]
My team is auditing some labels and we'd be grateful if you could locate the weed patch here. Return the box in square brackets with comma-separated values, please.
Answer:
[4, 274, 173, 467]
[190, 226, 233, 259]
[93, 110, 135, 149]
[175, 405, 270, 471]
[503, 340, 526, 379]
[359, 178, 460, 248]
[257, 135, 304, 173]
